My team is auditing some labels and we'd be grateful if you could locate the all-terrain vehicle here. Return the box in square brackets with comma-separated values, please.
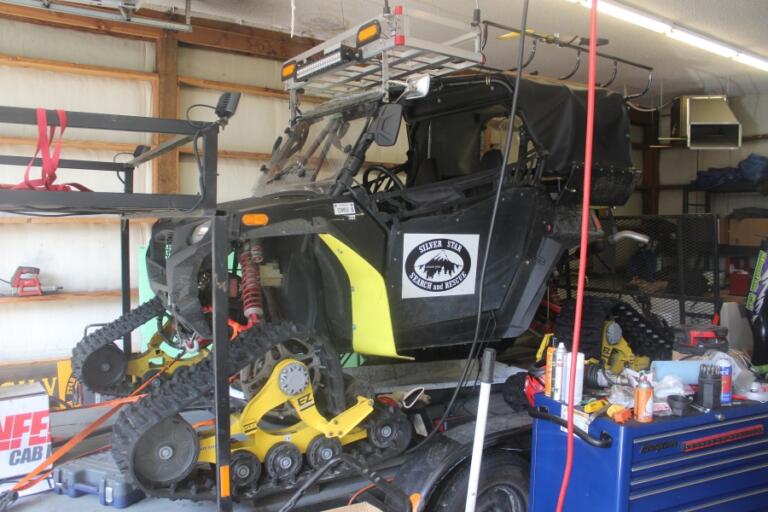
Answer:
[70, 7, 640, 509]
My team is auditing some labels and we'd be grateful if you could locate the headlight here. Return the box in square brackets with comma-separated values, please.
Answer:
[188, 220, 211, 244]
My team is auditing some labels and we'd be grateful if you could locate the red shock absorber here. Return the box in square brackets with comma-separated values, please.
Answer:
[239, 242, 264, 325]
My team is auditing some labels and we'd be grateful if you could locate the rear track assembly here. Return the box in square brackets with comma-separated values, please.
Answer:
[111, 322, 412, 502]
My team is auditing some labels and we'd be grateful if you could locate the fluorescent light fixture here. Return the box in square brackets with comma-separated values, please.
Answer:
[566, 0, 768, 72]
[0, 0, 191, 31]
[667, 28, 737, 58]
[593, 0, 671, 34]
[734, 53, 768, 72]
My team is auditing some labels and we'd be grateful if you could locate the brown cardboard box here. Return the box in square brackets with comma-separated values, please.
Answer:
[728, 218, 768, 247]
[719, 217, 729, 245]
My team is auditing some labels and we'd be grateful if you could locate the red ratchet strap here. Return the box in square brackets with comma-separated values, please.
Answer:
[0, 108, 91, 192]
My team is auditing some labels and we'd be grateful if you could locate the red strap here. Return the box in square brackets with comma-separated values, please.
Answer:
[0, 108, 92, 192]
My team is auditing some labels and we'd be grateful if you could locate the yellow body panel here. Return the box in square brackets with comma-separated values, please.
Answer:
[318, 233, 411, 360]
[197, 358, 374, 464]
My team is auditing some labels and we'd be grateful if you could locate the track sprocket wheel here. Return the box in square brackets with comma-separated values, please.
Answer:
[132, 415, 199, 488]
[71, 297, 166, 396]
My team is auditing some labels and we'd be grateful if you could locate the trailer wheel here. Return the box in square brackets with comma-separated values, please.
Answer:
[430, 451, 528, 512]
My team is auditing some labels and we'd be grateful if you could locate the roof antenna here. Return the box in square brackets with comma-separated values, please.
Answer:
[383, 0, 390, 15]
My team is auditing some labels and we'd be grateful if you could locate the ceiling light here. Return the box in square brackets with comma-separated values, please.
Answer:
[566, 0, 768, 73]
[667, 28, 737, 58]
[1, 0, 191, 31]
[592, 1, 671, 34]
[734, 53, 768, 72]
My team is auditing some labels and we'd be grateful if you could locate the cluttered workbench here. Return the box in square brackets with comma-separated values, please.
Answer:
[528, 291, 768, 511]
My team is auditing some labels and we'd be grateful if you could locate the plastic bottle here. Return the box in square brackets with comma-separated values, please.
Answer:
[551, 342, 567, 401]
[544, 340, 556, 397]
[634, 374, 654, 423]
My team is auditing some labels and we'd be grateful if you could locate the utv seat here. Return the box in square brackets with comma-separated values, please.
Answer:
[411, 157, 438, 187]
[479, 149, 503, 171]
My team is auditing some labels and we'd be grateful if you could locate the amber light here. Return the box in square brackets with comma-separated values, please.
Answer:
[281, 62, 296, 81]
[242, 213, 270, 226]
[356, 21, 381, 46]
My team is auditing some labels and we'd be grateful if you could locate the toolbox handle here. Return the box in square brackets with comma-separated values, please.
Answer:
[529, 406, 613, 448]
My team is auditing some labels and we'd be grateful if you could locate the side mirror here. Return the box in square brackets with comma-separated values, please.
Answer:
[371, 103, 403, 147]
[403, 74, 431, 100]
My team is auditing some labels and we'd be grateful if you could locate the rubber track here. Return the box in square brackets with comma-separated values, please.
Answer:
[555, 297, 673, 361]
[71, 297, 166, 396]
[554, 297, 615, 359]
[612, 302, 673, 361]
[112, 322, 408, 502]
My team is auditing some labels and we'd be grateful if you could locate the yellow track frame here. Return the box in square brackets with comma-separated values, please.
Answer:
[198, 358, 373, 463]
[125, 322, 207, 381]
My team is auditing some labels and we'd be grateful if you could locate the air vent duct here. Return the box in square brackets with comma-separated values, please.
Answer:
[671, 95, 741, 150]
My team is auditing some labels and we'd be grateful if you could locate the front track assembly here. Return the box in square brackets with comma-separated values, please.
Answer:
[112, 322, 412, 502]
[71, 298, 206, 397]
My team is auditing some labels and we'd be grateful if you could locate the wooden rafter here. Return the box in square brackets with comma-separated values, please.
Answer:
[0, 53, 157, 81]
[179, 147, 271, 161]
[178, 76, 322, 104]
[0, 136, 137, 153]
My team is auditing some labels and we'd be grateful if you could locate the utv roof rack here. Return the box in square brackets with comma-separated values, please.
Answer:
[280, 5, 484, 119]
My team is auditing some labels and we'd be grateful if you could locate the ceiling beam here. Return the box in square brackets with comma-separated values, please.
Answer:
[0, 2, 161, 40]
[0, 3, 321, 61]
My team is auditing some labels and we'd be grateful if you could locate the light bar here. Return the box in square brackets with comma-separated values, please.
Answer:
[295, 49, 356, 81]
[565, 0, 768, 72]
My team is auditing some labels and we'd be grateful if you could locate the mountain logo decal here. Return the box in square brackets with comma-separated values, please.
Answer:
[404, 238, 472, 293]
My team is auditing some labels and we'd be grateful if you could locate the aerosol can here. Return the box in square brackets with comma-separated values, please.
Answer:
[718, 358, 733, 405]
[634, 374, 654, 423]
[551, 342, 567, 401]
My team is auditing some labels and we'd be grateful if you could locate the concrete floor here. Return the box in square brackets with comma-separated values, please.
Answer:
[14, 491, 253, 511]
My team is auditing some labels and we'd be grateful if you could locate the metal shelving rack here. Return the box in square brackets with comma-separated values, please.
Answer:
[0, 106, 235, 510]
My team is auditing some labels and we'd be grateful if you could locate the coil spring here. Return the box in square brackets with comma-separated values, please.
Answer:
[239, 242, 264, 323]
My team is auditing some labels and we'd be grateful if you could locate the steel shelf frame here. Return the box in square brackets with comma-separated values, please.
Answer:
[0, 105, 235, 510]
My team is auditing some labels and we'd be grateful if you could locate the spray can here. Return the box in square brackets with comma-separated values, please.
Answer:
[718, 358, 733, 405]
[634, 374, 654, 423]
[544, 341, 556, 397]
[562, 351, 585, 404]
[551, 342, 567, 401]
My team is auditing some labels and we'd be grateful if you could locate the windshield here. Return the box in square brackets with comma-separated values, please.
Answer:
[254, 97, 380, 197]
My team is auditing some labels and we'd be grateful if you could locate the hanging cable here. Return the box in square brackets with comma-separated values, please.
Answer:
[556, 0, 598, 510]
[407, 0, 530, 454]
